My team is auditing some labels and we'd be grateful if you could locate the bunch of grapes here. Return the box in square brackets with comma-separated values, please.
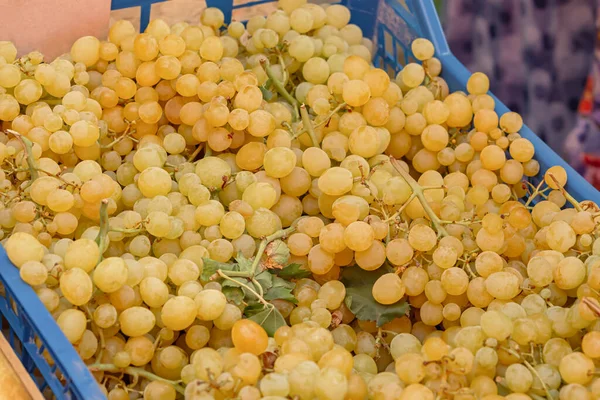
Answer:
[0, 1, 600, 399]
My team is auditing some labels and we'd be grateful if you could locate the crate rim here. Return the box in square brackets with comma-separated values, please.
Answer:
[1, 0, 599, 399]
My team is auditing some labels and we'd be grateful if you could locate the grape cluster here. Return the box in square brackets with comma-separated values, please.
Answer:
[0, 1, 599, 399]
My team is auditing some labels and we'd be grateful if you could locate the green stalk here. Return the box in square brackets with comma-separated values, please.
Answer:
[6, 130, 38, 181]
[187, 143, 204, 162]
[300, 105, 319, 147]
[95, 200, 110, 260]
[217, 270, 270, 306]
[389, 157, 448, 237]
[219, 222, 298, 278]
[88, 364, 185, 395]
[313, 102, 347, 129]
[260, 59, 299, 121]
[548, 173, 583, 211]
[20, 136, 39, 181]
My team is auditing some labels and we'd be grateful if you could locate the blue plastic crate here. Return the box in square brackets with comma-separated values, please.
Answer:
[0, 0, 598, 399]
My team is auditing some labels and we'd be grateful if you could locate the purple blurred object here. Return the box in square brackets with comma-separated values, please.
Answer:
[444, 0, 598, 160]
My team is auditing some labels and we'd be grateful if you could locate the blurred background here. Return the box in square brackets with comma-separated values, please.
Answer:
[438, 0, 600, 189]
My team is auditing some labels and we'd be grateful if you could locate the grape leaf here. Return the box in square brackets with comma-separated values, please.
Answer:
[272, 276, 295, 290]
[221, 276, 246, 288]
[221, 276, 262, 300]
[255, 270, 273, 291]
[222, 287, 244, 305]
[235, 252, 253, 273]
[263, 240, 290, 269]
[260, 80, 274, 101]
[264, 286, 298, 304]
[201, 258, 236, 281]
[341, 266, 410, 327]
[243, 302, 266, 317]
[272, 263, 311, 279]
[247, 305, 287, 336]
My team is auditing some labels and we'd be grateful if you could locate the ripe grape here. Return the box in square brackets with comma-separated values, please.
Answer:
[0, 15, 593, 399]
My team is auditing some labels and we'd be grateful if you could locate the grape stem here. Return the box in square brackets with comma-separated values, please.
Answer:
[389, 157, 449, 237]
[583, 297, 600, 317]
[6, 130, 39, 182]
[95, 200, 110, 262]
[547, 173, 583, 211]
[110, 227, 145, 234]
[217, 269, 270, 307]
[100, 124, 135, 149]
[87, 364, 185, 395]
[300, 104, 319, 147]
[282, 121, 297, 138]
[260, 59, 299, 121]
[33, 167, 79, 188]
[221, 222, 298, 278]
[461, 261, 477, 279]
[524, 180, 545, 207]
[84, 306, 105, 364]
[187, 144, 204, 162]
[251, 277, 264, 298]
[500, 346, 552, 400]
[383, 192, 416, 223]
[312, 102, 347, 130]
[276, 50, 288, 84]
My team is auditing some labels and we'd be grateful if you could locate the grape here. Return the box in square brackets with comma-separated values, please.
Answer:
[60, 268, 93, 306]
[289, 35, 315, 62]
[161, 296, 197, 331]
[372, 273, 405, 304]
[194, 289, 227, 321]
[505, 363, 533, 393]
[0, 22, 594, 400]
[344, 221, 375, 251]
[20, 261, 48, 286]
[408, 224, 437, 252]
[559, 352, 594, 385]
[264, 147, 297, 178]
[118, 307, 156, 337]
[5, 232, 45, 267]
[485, 272, 521, 300]
[314, 367, 347, 400]
[500, 111, 523, 133]
[466, 72, 489, 95]
[57, 309, 87, 344]
[400, 63, 425, 88]
[318, 167, 353, 196]
[343, 80, 371, 107]
[553, 257, 586, 290]
[94, 257, 128, 293]
[411, 38, 434, 61]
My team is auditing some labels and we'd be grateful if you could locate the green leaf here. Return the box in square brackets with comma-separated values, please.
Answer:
[221, 276, 260, 299]
[221, 277, 246, 288]
[201, 258, 236, 281]
[341, 266, 410, 327]
[247, 305, 287, 336]
[255, 270, 273, 291]
[274, 263, 311, 279]
[272, 276, 295, 290]
[265, 239, 290, 268]
[260, 84, 274, 101]
[235, 252, 253, 273]
[222, 287, 244, 305]
[264, 286, 297, 304]
[243, 302, 265, 317]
